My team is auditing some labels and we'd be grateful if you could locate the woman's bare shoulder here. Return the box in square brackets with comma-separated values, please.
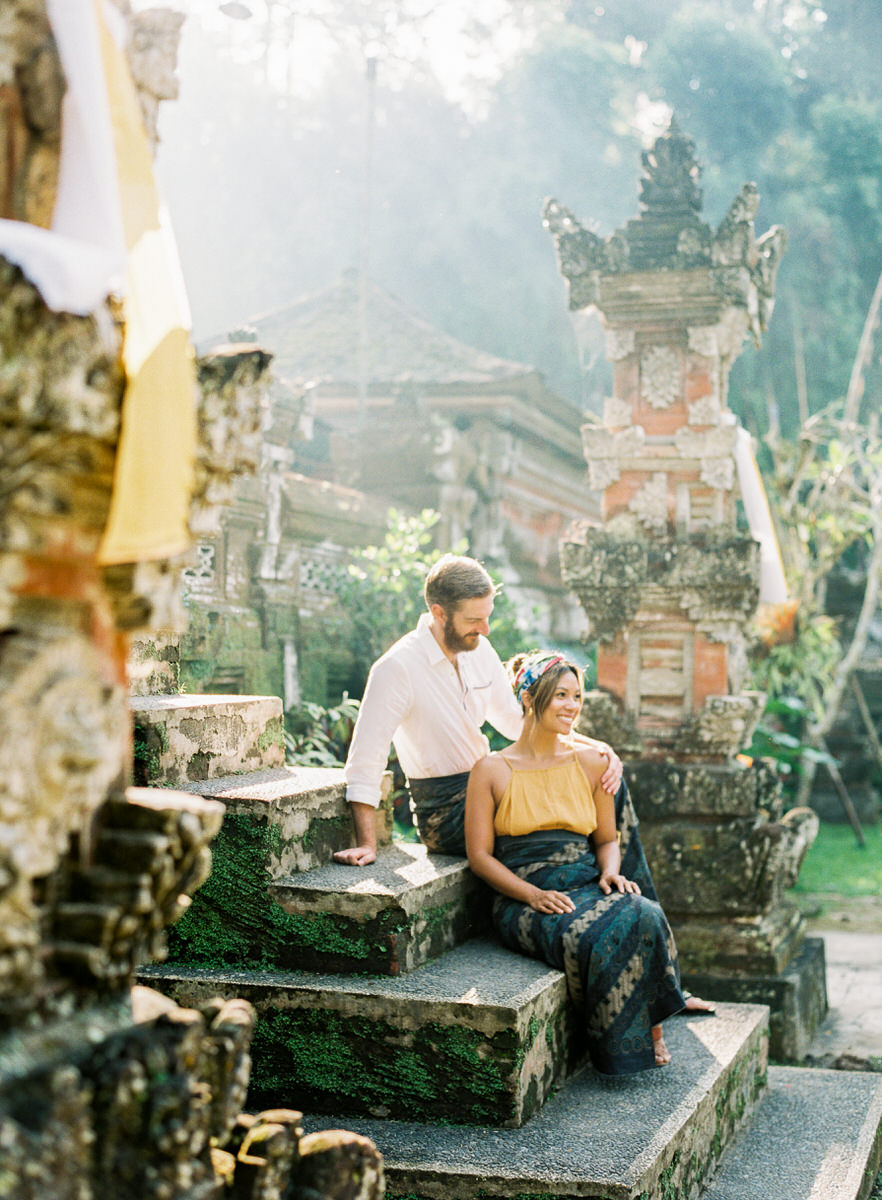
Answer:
[574, 743, 607, 784]
[470, 751, 511, 785]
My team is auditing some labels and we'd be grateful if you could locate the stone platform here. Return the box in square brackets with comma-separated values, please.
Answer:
[703, 1066, 882, 1200]
[301, 1003, 769, 1200]
[682, 933, 828, 1063]
[140, 937, 582, 1128]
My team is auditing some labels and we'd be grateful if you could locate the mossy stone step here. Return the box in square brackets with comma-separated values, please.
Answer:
[301, 1002, 770, 1200]
[130, 694, 285, 785]
[138, 937, 584, 1128]
[163, 766, 394, 970]
[180, 765, 393, 874]
[268, 843, 488, 975]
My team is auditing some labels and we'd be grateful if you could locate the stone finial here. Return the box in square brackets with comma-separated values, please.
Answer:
[638, 118, 703, 220]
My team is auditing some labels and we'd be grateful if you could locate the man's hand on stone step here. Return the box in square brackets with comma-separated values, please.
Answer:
[333, 843, 377, 866]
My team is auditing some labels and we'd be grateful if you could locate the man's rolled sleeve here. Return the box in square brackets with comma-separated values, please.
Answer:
[484, 650, 524, 742]
[344, 656, 412, 809]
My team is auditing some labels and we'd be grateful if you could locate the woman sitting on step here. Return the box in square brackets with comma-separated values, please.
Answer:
[465, 650, 709, 1074]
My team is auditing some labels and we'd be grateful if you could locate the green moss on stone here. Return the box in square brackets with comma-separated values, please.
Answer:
[247, 1007, 517, 1124]
[256, 717, 284, 754]
[166, 811, 415, 972]
[301, 814, 352, 854]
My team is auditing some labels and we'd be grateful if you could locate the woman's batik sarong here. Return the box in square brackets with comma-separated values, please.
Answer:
[493, 801, 686, 1075]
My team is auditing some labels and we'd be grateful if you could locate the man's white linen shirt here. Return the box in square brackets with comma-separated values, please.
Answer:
[344, 612, 524, 809]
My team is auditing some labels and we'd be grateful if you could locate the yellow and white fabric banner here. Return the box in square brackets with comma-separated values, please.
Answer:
[734, 424, 789, 605]
[0, 0, 196, 564]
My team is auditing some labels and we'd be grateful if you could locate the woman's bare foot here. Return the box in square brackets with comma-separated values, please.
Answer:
[652, 1025, 671, 1066]
[682, 993, 716, 1015]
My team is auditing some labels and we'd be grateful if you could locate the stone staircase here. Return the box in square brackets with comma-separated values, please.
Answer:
[135, 693, 882, 1200]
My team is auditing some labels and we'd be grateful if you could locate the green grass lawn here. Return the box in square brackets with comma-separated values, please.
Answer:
[791, 819, 882, 896]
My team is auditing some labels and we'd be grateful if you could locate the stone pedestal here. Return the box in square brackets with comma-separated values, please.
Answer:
[546, 121, 825, 1059]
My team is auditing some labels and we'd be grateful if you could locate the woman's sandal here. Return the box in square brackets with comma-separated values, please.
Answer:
[652, 1025, 671, 1066]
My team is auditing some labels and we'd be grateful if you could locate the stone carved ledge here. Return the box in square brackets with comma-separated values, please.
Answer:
[576, 690, 643, 756]
[673, 425, 737, 459]
[641, 806, 818, 926]
[671, 692, 766, 761]
[561, 533, 647, 640]
[562, 529, 761, 641]
[627, 758, 781, 821]
[577, 688, 765, 762]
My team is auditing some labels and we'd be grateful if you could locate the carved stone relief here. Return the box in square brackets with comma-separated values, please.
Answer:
[628, 472, 669, 533]
[639, 345, 681, 410]
[604, 329, 635, 361]
[688, 326, 718, 358]
[688, 394, 722, 426]
[700, 455, 735, 491]
[603, 395, 634, 428]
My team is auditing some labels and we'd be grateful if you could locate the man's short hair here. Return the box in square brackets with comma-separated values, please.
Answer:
[424, 555, 496, 612]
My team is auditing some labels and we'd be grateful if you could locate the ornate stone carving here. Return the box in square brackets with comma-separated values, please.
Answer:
[604, 329, 635, 361]
[688, 394, 722, 426]
[0, 634, 127, 877]
[1, 9, 384, 1196]
[552, 123, 823, 1058]
[700, 455, 735, 491]
[628, 472, 669, 532]
[640, 345, 681, 410]
[602, 395, 633, 428]
[638, 119, 703, 219]
[672, 692, 767, 761]
[688, 326, 718, 358]
[674, 425, 737, 458]
[587, 456, 621, 490]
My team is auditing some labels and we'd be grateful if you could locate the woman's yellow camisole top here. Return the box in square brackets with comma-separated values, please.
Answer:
[493, 753, 598, 838]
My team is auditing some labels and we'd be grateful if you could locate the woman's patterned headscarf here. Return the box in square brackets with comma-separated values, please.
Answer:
[513, 653, 564, 703]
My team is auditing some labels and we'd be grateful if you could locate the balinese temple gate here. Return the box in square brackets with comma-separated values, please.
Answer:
[545, 122, 825, 1059]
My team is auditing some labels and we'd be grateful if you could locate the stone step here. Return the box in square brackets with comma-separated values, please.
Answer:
[267, 842, 488, 975]
[130, 693, 285, 785]
[138, 936, 586, 1128]
[161, 766, 394, 968]
[180, 765, 393, 874]
[299, 1001, 769, 1200]
[702, 1065, 882, 1200]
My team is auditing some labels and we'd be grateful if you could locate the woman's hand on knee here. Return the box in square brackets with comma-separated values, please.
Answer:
[599, 872, 641, 895]
[529, 887, 576, 914]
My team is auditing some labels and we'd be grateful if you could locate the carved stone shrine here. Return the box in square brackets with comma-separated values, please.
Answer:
[545, 121, 826, 1059]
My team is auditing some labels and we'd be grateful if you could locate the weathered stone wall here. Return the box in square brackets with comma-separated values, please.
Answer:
[0, 4, 384, 1195]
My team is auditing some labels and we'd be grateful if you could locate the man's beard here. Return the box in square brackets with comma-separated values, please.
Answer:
[442, 613, 480, 655]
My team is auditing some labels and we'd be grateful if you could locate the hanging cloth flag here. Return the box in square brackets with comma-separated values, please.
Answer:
[733, 423, 789, 606]
[90, 0, 196, 564]
[0, 0, 196, 564]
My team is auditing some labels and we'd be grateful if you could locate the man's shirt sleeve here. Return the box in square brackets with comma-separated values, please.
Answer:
[344, 654, 412, 808]
[483, 643, 524, 743]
